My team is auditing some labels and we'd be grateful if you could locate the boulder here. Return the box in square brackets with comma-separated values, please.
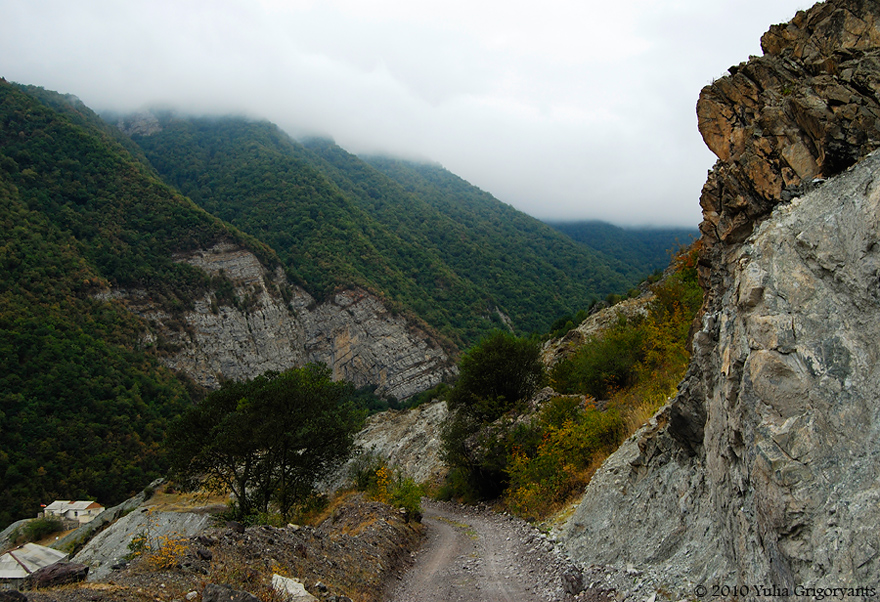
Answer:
[271, 574, 318, 601]
[26, 561, 88, 589]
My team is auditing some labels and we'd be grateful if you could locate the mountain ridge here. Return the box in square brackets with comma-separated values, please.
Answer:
[126, 114, 649, 345]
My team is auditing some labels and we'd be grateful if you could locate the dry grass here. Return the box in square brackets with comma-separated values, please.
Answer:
[144, 484, 229, 513]
[29, 493, 423, 602]
[300, 489, 358, 526]
[34, 527, 77, 547]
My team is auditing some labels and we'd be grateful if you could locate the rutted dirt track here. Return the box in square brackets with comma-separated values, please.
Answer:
[387, 500, 576, 602]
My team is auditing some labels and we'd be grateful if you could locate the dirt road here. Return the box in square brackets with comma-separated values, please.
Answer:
[387, 500, 578, 602]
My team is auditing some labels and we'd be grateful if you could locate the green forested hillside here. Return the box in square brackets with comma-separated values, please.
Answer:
[546, 220, 698, 276]
[359, 154, 642, 303]
[0, 81, 272, 528]
[0, 80, 685, 529]
[129, 117, 639, 345]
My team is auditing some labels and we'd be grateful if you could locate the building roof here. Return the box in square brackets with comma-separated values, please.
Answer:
[0, 543, 68, 579]
[44, 500, 103, 512]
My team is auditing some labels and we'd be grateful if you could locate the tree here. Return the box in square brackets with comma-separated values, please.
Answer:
[168, 364, 364, 520]
[440, 331, 545, 500]
[448, 330, 544, 422]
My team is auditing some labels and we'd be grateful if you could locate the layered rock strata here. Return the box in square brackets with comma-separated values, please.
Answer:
[564, 0, 880, 595]
[103, 243, 455, 400]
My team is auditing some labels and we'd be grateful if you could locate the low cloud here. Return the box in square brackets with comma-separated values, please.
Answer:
[1, 0, 811, 226]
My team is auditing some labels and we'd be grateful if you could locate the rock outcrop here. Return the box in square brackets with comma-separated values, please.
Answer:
[540, 295, 652, 367]
[564, 0, 880, 596]
[73, 508, 211, 581]
[697, 0, 880, 251]
[102, 243, 455, 400]
[326, 400, 450, 492]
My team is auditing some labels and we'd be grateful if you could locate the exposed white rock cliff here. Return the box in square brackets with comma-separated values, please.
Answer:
[104, 243, 455, 400]
[352, 400, 449, 485]
[325, 400, 449, 491]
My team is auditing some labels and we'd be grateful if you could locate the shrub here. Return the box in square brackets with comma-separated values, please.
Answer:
[506, 403, 626, 519]
[550, 315, 646, 399]
[145, 534, 190, 570]
[351, 455, 422, 520]
[12, 517, 64, 545]
[387, 477, 423, 521]
[448, 330, 544, 422]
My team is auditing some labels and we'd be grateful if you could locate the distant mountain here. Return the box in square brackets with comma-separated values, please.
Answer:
[127, 117, 641, 345]
[546, 221, 698, 278]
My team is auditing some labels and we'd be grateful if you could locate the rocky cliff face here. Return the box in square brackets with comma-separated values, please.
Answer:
[103, 243, 455, 400]
[324, 400, 449, 492]
[564, 0, 880, 595]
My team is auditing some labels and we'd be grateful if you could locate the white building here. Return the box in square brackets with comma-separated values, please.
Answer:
[42, 500, 104, 525]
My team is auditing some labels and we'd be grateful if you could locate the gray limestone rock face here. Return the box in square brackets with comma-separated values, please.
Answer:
[73, 509, 211, 581]
[564, 3, 880, 597]
[100, 243, 455, 400]
[324, 400, 449, 492]
[563, 151, 880, 595]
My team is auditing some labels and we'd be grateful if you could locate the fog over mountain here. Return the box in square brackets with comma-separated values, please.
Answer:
[2, 0, 811, 226]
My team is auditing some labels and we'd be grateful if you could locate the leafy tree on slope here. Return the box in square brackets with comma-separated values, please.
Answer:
[168, 364, 364, 520]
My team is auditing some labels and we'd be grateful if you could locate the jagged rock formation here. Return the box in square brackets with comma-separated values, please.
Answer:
[697, 0, 880, 250]
[564, 0, 880, 595]
[102, 243, 455, 400]
[540, 295, 652, 367]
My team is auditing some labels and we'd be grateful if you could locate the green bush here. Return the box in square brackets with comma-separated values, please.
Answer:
[13, 517, 64, 545]
[448, 330, 544, 422]
[550, 315, 646, 399]
[351, 454, 422, 520]
[401, 382, 451, 410]
[388, 477, 423, 521]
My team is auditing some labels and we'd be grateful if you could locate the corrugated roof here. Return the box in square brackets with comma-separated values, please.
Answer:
[44, 500, 102, 512]
[0, 543, 68, 579]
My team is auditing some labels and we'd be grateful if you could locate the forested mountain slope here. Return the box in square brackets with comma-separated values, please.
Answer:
[0, 82, 457, 531]
[546, 220, 698, 277]
[127, 116, 638, 345]
[0, 80, 252, 527]
[353, 151, 640, 330]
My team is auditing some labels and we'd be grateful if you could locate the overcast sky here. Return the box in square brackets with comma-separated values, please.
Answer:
[2, 0, 813, 227]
